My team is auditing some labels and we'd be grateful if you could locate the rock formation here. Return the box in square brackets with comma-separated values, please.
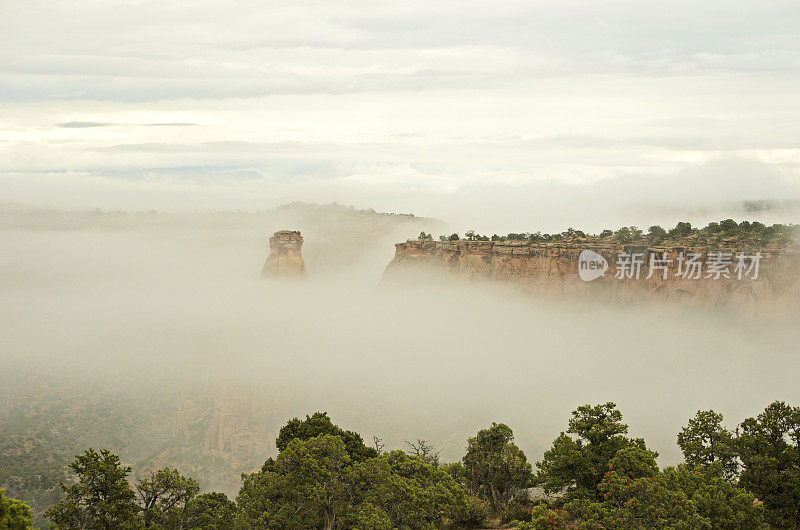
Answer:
[261, 230, 306, 278]
[383, 239, 800, 316]
[170, 382, 275, 496]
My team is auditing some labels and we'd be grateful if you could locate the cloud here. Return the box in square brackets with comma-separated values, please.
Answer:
[144, 123, 197, 127]
[1, 1, 798, 101]
[57, 121, 197, 128]
[57, 121, 112, 128]
[0, 0, 799, 229]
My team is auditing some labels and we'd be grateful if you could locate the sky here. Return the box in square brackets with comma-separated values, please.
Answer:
[2, 0, 800, 232]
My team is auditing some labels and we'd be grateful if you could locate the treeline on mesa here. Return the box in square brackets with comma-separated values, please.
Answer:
[5, 401, 800, 529]
[417, 219, 800, 248]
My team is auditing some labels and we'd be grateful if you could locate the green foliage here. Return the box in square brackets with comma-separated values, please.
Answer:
[461, 494, 491, 527]
[351, 450, 471, 528]
[607, 446, 659, 479]
[535, 403, 655, 500]
[239, 433, 474, 529]
[0, 371, 183, 528]
[614, 226, 633, 244]
[45, 448, 141, 530]
[135, 467, 199, 529]
[647, 225, 667, 243]
[418, 231, 433, 241]
[237, 434, 351, 529]
[737, 401, 800, 527]
[0, 488, 33, 530]
[344, 503, 392, 529]
[562, 469, 705, 529]
[561, 227, 586, 240]
[275, 412, 377, 463]
[448, 233, 459, 241]
[527, 404, 766, 529]
[528, 232, 546, 243]
[527, 503, 568, 529]
[463, 423, 532, 510]
[669, 221, 694, 238]
[529, 464, 765, 529]
[185, 492, 236, 529]
[661, 465, 766, 529]
[677, 410, 738, 480]
[462, 230, 490, 241]
[15, 404, 800, 530]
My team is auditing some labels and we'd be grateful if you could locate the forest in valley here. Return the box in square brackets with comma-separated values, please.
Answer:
[4, 400, 800, 529]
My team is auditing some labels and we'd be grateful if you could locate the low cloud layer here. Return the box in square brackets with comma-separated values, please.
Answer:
[2, 211, 798, 467]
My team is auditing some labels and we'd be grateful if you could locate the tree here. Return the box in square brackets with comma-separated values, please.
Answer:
[737, 401, 800, 527]
[372, 436, 385, 455]
[677, 410, 738, 480]
[237, 435, 351, 530]
[614, 227, 633, 244]
[350, 450, 471, 528]
[345, 503, 392, 530]
[275, 412, 377, 462]
[607, 446, 659, 479]
[562, 227, 586, 239]
[463, 423, 532, 509]
[562, 468, 704, 529]
[417, 231, 432, 241]
[0, 488, 33, 530]
[536, 403, 655, 500]
[647, 225, 667, 243]
[135, 467, 199, 529]
[240, 436, 474, 529]
[669, 221, 693, 238]
[465, 230, 477, 240]
[528, 232, 544, 243]
[185, 492, 236, 529]
[403, 438, 440, 466]
[660, 465, 766, 529]
[530, 457, 765, 529]
[448, 233, 460, 241]
[45, 448, 140, 530]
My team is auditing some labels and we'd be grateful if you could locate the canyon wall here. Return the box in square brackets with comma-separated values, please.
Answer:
[170, 382, 274, 495]
[261, 230, 306, 278]
[383, 239, 800, 315]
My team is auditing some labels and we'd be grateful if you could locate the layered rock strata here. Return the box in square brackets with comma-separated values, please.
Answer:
[383, 239, 800, 315]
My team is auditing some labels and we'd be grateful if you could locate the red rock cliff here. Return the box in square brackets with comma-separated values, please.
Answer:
[383, 239, 800, 315]
[261, 230, 306, 278]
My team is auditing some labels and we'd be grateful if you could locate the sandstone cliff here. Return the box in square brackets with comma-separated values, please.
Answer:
[261, 230, 306, 278]
[383, 239, 800, 315]
[170, 382, 274, 495]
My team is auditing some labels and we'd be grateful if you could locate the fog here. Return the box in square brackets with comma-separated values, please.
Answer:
[2, 205, 798, 490]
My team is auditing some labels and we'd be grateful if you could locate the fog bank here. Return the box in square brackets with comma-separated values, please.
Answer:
[2, 207, 798, 479]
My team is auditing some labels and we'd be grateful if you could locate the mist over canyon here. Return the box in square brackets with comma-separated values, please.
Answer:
[2, 203, 798, 521]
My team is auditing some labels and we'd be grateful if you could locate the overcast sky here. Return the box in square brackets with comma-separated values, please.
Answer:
[2, 0, 800, 231]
